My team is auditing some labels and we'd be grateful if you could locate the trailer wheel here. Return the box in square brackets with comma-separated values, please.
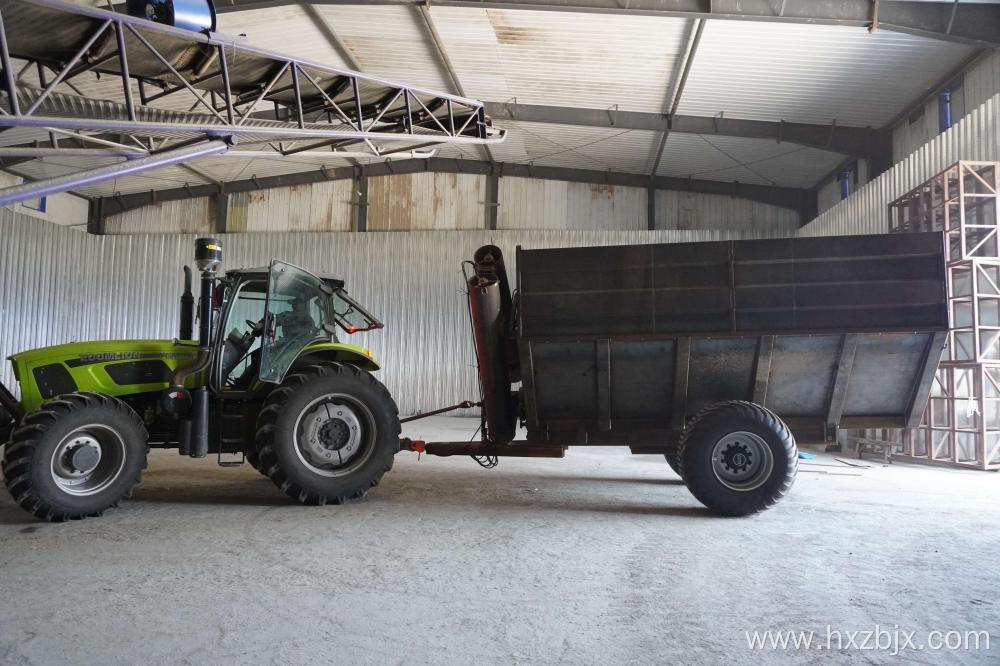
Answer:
[663, 443, 683, 478]
[678, 401, 796, 516]
[1, 393, 148, 521]
[255, 362, 400, 505]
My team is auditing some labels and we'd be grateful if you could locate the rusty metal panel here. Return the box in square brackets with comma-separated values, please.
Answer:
[368, 172, 485, 231]
[105, 198, 213, 234]
[235, 181, 353, 232]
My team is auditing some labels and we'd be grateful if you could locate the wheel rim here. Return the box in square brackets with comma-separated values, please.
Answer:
[293, 393, 377, 477]
[50, 424, 127, 496]
[710, 431, 774, 492]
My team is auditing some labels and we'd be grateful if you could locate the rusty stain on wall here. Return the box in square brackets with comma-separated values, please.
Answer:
[368, 172, 485, 231]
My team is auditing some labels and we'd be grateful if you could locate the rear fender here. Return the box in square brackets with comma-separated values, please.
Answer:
[293, 342, 380, 372]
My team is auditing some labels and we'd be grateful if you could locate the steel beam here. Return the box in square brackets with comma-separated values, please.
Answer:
[300, 3, 364, 72]
[486, 101, 878, 158]
[415, 4, 494, 162]
[354, 167, 369, 231]
[212, 192, 229, 232]
[96, 156, 813, 218]
[485, 169, 499, 229]
[0, 140, 231, 206]
[210, 0, 1000, 49]
[651, 18, 705, 176]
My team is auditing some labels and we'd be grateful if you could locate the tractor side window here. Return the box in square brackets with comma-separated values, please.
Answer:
[332, 289, 383, 334]
[260, 262, 333, 383]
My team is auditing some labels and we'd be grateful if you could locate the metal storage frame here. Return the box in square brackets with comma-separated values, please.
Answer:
[878, 161, 1000, 469]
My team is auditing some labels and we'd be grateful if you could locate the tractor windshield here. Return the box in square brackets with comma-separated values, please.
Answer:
[259, 261, 334, 383]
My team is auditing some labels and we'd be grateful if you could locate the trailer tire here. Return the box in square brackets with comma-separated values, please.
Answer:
[663, 444, 683, 478]
[256, 362, 400, 505]
[1, 393, 148, 521]
[678, 401, 796, 516]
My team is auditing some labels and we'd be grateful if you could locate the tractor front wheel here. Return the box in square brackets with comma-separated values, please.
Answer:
[2, 393, 148, 521]
[255, 362, 400, 505]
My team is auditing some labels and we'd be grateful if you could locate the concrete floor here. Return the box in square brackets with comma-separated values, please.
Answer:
[1, 416, 998, 665]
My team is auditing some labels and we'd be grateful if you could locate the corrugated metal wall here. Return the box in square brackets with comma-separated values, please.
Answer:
[105, 198, 214, 234]
[654, 190, 799, 232]
[498, 177, 646, 230]
[892, 51, 1000, 163]
[367, 172, 484, 230]
[228, 180, 354, 232]
[1, 209, 770, 415]
[801, 92, 1000, 237]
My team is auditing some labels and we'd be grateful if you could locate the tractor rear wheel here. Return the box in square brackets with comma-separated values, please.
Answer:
[678, 401, 797, 516]
[2, 393, 148, 521]
[255, 362, 400, 505]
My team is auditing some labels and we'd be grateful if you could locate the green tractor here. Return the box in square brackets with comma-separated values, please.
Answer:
[0, 238, 401, 521]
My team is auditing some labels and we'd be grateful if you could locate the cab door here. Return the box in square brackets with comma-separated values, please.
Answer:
[259, 261, 334, 383]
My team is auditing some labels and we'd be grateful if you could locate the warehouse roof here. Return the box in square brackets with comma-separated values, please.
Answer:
[0, 0, 992, 200]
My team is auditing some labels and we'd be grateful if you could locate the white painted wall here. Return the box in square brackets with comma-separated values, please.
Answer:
[498, 178, 646, 230]
[654, 190, 798, 233]
[0, 171, 89, 230]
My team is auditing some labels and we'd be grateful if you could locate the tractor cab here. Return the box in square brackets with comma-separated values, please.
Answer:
[213, 263, 381, 391]
[163, 239, 386, 461]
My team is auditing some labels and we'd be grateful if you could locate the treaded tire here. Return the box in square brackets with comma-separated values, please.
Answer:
[679, 400, 797, 516]
[256, 362, 400, 505]
[663, 443, 682, 478]
[2, 393, 148, 522]
[244, 445, 265, 475]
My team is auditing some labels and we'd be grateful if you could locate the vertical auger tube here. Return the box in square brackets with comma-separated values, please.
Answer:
[468, 245, 517, 444]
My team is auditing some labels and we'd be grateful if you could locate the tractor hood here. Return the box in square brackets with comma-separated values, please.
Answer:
[8, 338, 379, 413]
[9, 339, 199, 367]
[8, 339, 200, 412]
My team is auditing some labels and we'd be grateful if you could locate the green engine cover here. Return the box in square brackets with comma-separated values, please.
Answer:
[8, 339, 379, 413]
[9, 340, 199, 412]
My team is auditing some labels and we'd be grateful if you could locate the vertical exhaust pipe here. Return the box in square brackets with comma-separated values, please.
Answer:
[170, 238, 222, 458]
[467, 245, 517, 444]
[179, 265, 194, 341]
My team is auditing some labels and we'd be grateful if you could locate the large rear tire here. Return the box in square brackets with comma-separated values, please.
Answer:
[256, 362, 400, 505]
[2, 393, 148, 521]
[679, 401, 797, 516]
